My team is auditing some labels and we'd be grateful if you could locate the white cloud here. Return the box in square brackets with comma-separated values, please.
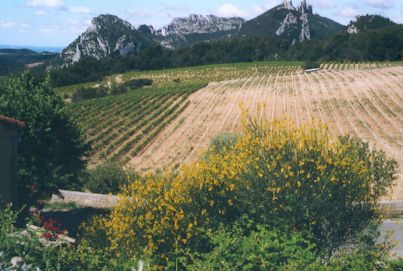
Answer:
[34, 10, 48, 16]
[26, 0, 64, 9]
[66, 19, 80, 26]
[365, 0, 394, 9]
[0, 20, 16, 29]
[0, 20, 30, 30]
[127, 10, 151, 18]
[40, 27, 56, 34]
[39, 24, 83, 35]
[339, 7, 359, 18]
[69, 6, 91, 14]
[216, 4, 248, 18]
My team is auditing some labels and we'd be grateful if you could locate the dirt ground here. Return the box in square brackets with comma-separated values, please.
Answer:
[128, 67, 403, 199]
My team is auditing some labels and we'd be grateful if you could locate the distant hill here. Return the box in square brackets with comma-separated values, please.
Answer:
[61, 14, 155, 65]
[305, 16, 403, 61]
[0, 45, 63, 53]
[347, 15, 396, 34]
[0, 48, 57, 76]
[238, 0, 343, 43]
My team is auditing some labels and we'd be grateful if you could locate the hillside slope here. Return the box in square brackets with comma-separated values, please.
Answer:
[126, 66, 403, 199]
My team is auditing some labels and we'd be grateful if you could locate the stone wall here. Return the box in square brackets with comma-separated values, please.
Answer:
[50, 190, 118, 209]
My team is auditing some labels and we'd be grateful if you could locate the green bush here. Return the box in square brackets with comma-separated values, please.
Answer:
[0, 72, 88, 205]
[206, 132, 238, 155]
[83, 163, 136, 194]
[234, 121, 398, 253]
[71, 82, 136, 102]
[109, 83, 127, 96]
[71, 86, 108, 102]
[95, 117, 397, 267]
[0, 207, 393, 271]
[123, 78, 153, 89]
[0, 206, 148, 271]
[388, 259, 403, 271]
[187, 222, 318, 271]
[186, 221, 389, 271]
[304, 61, 320, 70]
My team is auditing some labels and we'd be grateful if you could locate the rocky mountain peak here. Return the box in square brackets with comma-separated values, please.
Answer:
[157, 14, 245, 37]
[61, 14, 152, 65]
[153, 14, 245, 48]
[138, 25, 155, 35]
[275, 0, 312, 42]
[282, 0, 295, 10]
[91, 14, 136, 32]
[299, 0, 313, 14]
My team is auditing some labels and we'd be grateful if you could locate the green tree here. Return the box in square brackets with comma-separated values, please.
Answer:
[0, 72, 88, 205]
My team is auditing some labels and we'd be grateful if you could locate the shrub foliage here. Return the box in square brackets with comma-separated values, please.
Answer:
[83, 163, 136, 194]
[91, 116, 397, 267]
[0, 73, 88, 204]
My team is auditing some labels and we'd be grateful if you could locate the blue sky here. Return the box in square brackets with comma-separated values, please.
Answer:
[0, 0, 402, 47]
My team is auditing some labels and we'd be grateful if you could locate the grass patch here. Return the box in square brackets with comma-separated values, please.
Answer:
[44, 201, 80, 211]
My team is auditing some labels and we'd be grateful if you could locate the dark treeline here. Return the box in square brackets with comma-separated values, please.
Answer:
[50, 24, 403, 87]
[50, 37, 291, 87]
[292, 24, 403, 61]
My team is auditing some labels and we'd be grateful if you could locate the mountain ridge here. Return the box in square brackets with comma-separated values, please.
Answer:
[59, 1, 344, 64]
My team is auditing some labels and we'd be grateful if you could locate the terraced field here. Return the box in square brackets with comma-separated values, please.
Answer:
[129, 66, 403, 199]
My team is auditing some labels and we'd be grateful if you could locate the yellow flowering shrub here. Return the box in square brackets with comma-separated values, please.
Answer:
[88, 115, 397, 267]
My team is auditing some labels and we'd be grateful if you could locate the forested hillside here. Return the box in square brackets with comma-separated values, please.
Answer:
[50, 21, 403, 87]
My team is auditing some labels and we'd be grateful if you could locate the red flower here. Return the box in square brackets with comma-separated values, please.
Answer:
[30, 183, 37, 192]
[42, 232, 52, 240]
[42, 232, 59, 241]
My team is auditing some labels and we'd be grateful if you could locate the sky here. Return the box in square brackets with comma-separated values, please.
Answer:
[0, 0, 402, 47]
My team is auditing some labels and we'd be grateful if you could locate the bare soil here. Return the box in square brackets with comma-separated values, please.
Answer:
[128, 67, 403, 199]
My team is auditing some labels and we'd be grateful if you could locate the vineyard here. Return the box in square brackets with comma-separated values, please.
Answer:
[118, 61, 303, 87]
[65, 62, 403, 198]
[128, 66, 403, 199]
[69, 83, 205, 166]
[320, 61, 403, 71]
[57, 61, 303, 97]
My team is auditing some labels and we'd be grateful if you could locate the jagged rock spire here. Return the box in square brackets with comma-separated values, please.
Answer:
[283, 0, 295, 10]
[299, 0, 313, 14]
[300, 0, 307, 10]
